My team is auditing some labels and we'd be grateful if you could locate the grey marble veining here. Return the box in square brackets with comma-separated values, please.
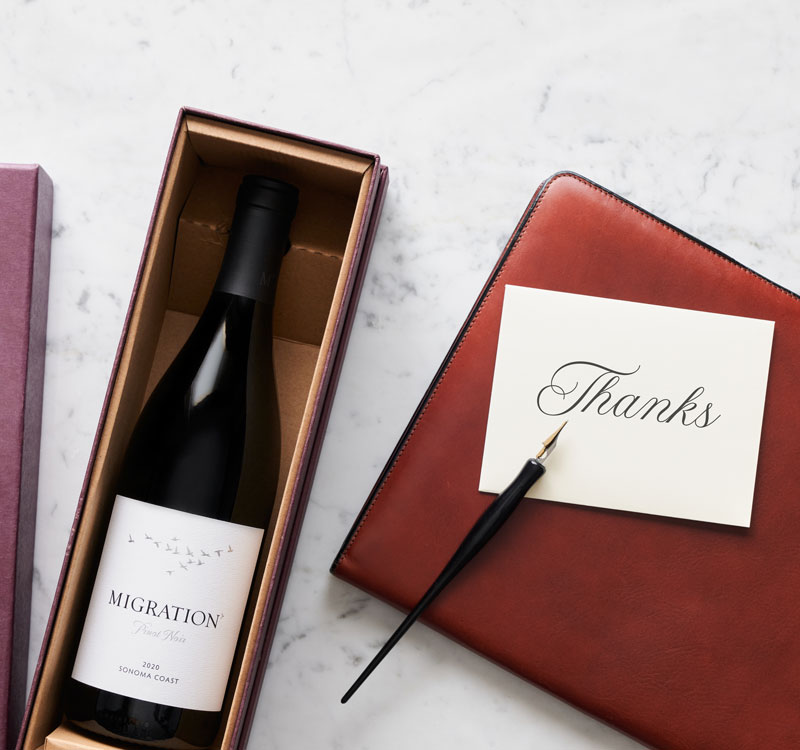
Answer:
[4, 1, 800, 748]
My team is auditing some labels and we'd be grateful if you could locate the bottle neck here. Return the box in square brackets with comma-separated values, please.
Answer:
[213, 202, 291, 305]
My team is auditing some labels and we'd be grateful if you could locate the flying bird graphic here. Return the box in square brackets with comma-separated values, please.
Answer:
[227, 545, 233, 553]
[215, 549, 223, 557]
[197, 560, 205, 566]
[166, 570, 174, 575]
[145, 533, 152, 541]
[128, 534, 135, 543]
[201, 549, 210, 557]
[153, 540, 161, 548]
[179, 562, 188, 571]
[186, 547, 193, 557]
[171, 536, 179, 542]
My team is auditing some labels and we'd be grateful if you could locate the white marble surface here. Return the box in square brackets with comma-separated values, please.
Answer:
[5, 1, 800, 748]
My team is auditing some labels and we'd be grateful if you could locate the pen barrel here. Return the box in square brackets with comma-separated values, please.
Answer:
[394, 459, 546, 649]
[340, 457, 546, 703]
[420, 457, 546, 605]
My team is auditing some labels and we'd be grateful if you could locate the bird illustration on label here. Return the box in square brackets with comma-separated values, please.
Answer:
[124, 528, 238, 576]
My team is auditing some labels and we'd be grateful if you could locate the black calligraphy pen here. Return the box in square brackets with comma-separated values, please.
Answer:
[341, 420, 568, 703]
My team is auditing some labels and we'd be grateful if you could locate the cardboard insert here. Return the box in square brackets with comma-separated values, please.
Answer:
[24, 114, 375, 750]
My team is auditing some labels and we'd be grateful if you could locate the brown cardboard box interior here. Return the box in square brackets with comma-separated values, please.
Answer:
[25, 115, 374, 750]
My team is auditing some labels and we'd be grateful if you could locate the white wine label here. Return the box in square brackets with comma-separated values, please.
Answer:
[72, 495, 264, 712]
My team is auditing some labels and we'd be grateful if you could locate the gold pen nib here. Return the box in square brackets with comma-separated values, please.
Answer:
[536, 420, 567, 462]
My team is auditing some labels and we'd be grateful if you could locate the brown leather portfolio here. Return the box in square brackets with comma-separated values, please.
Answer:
[332, 172, 800, 750]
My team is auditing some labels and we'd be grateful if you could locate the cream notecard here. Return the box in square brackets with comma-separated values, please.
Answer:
[479, 286, 775, 527]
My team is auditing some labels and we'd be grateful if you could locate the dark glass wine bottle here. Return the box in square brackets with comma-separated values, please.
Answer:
[65, 176, 298, 747]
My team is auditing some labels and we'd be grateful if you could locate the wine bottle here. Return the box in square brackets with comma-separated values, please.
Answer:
[65, 176, 298, 747]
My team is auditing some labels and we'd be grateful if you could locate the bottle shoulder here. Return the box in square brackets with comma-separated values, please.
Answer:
[116, 292, 279, 523]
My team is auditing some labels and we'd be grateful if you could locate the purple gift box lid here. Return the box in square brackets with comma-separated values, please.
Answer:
[0, 164, 53, 750]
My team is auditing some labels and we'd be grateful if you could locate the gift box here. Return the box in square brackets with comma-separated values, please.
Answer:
[0, 164, 53, 750]
[17, 109, 387, 750]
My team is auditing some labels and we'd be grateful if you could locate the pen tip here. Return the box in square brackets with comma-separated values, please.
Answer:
[536, 420, 567, 461]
